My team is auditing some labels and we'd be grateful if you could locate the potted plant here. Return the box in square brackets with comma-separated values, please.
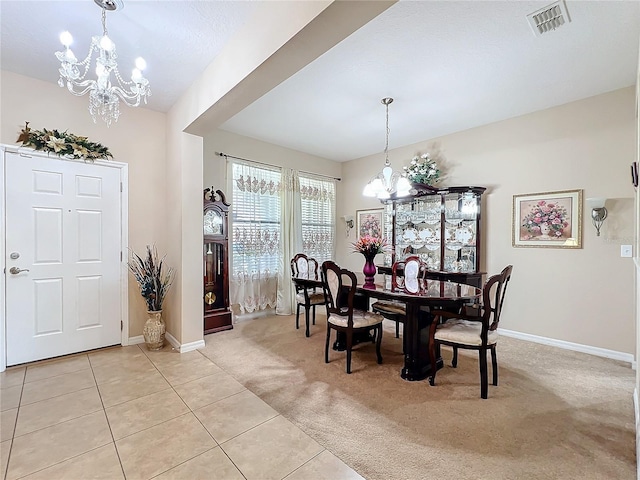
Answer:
[128, 245, 175, 350]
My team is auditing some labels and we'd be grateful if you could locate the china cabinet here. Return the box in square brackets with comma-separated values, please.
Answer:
[380, 185, 486, 288]
[203, 188, 232, 334]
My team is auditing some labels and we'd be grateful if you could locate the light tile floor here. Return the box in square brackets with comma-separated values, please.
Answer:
[0, 344, 364, 480]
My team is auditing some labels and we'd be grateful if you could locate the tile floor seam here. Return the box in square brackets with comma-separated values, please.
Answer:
[88, 355, 127, 480]
[22, 366, 92, 386]
[146, 446, 219, 480]
[8, 443, 117, 480]
[178, 386, 248, 412]
[112, 410, 194, 443]
[19, 384, 97, 408]
[11, 404, 107, 441]
[23, 354, 90, 384]
[2, 375, 24, 480]
[217, 413, 282, 447]
[281, 449, 326, 480]
[218, 447, 249, 480]
[100, 385, 174, 410]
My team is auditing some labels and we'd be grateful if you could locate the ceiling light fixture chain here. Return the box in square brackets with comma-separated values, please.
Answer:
[383, 97, 392, 167]
[362, 97, 412, 200]
[55, 0, 150, 126]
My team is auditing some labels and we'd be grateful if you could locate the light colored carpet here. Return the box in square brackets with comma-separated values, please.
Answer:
[200, 314, 635, 480]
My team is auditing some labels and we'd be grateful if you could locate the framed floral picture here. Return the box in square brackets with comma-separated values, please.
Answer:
[512, 189, 582, 248]
[356, 208, 384, 239]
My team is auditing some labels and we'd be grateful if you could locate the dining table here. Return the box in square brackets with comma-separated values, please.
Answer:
[292, 273, 481, 381]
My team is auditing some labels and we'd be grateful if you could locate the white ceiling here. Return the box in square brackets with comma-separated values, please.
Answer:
[2, 1, 639, 162]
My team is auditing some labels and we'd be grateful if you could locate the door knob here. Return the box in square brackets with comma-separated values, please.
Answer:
[9, 267, 29, 275]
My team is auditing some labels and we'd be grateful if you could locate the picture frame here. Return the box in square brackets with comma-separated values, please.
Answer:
[512, 189, 582, 248]
[356, 208, 384, 239]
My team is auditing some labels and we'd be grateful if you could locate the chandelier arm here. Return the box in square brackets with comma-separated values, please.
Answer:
[64, 80, 100, 97]
[110, 86, 144, 106]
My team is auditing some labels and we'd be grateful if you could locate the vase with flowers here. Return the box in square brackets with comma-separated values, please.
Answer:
[402, 153, 441, 186]
[128, 245, 175, 350]
[352, 235, 389, 289]
[521, 200, 569, 240]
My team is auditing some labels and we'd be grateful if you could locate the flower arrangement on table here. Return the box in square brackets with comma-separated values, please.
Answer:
[402, 153, 441, 186]
[521, 200, 568, 238]
[16, 122, 112, 162]
[128, 245, 175, 312]
[352, 235, 389, 259]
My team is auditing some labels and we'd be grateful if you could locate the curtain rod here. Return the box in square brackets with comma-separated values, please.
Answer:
[216, 151, 341, 182]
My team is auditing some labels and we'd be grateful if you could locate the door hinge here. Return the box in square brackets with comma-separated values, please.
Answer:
[120, 182, 123, 192]
[121, 320, 123, 331]
[120, 251, 123, 262]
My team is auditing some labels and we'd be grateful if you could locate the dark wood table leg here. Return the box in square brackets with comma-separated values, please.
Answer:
[401, 304, 442, 381]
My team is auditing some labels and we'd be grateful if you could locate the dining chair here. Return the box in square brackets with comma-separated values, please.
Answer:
[321, 261, 384, 374]
[427, 265, 513, 399]
[371, 256, 427, 338]
[290, 253, 326, 337]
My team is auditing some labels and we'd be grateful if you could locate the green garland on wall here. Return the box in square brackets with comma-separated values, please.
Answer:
[16, 122, 113, 162]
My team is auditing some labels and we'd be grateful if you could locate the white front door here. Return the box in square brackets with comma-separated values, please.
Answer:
[5, 151, 123, 365]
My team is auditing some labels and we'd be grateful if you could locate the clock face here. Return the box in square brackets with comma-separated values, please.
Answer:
[204, 210, 223, 235]
[204, 291, 216, 305]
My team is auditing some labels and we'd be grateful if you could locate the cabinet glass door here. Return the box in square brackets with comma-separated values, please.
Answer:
[443, 192, 478, 273]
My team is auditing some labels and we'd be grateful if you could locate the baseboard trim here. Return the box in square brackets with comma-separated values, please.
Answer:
[498, 328, 635, 366]
[165, 332, 180, 350]
[128, 335, 145, 345]
[635, 388, 639, 480]
[165, 332, 205, 353]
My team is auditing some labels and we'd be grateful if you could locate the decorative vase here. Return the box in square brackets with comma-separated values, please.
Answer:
[143, 310, 165, 351]
[362, 254, 377, 289]
[539, 223, 551, 239]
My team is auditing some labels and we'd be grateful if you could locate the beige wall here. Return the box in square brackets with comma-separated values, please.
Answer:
[340, 87, 636, 354]
[0, 70, 168, 338]
[203, 129, 342, 191]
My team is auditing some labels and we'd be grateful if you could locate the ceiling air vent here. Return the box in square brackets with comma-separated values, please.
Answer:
[527, 0, 571, 36]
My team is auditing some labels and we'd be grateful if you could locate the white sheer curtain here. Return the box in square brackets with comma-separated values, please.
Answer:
[300, 174, 336, 263]
[229, 162, 281, 314]
[276, 168, 302, 315]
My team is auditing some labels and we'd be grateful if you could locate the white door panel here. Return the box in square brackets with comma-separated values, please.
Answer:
[5, 152, 122, 365]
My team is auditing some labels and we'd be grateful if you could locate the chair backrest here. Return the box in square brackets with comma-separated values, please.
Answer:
[321, 261, 356, 321]
[291, 253, 320, 281]
[481, 264, 513, 334]
[392, 256, 427, 292]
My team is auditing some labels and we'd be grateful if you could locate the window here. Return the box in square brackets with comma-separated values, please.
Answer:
[230, 162, 281, 277]
[300, 174, 335, 263]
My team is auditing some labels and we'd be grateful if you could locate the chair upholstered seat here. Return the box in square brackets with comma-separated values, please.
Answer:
[295, 291, 325, 305]
[321, 260, 383, 373]
[291, 253, 327, 337]
[372, 300, 406, 316]
[428, 264, 513, 399]
[434, 319, 499, 346]
[328, 310, 383, 328]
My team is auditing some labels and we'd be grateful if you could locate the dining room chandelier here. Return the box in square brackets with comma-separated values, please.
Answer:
[362, 97, 412, 200]
[55, 0, 150, 126]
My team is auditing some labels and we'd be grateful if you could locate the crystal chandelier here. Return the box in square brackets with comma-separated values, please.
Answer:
[55, 0, 150, 126]
[362, 98, 412, 200]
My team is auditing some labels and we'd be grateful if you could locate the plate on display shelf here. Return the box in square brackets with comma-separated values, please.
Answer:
[418, 227, 436, 242]
[454, 227, 474, 245]
[402, 228, 418, 244]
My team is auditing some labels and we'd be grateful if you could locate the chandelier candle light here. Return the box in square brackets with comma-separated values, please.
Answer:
[55, 0, 150, 126]
[363, 98, 412, 200]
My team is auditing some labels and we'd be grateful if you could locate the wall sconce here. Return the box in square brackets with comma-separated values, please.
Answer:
[342, 215, 354, 237]
[587, 197, 608, 236]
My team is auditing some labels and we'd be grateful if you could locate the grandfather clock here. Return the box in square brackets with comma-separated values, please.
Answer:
[203, 188, 232, 334]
